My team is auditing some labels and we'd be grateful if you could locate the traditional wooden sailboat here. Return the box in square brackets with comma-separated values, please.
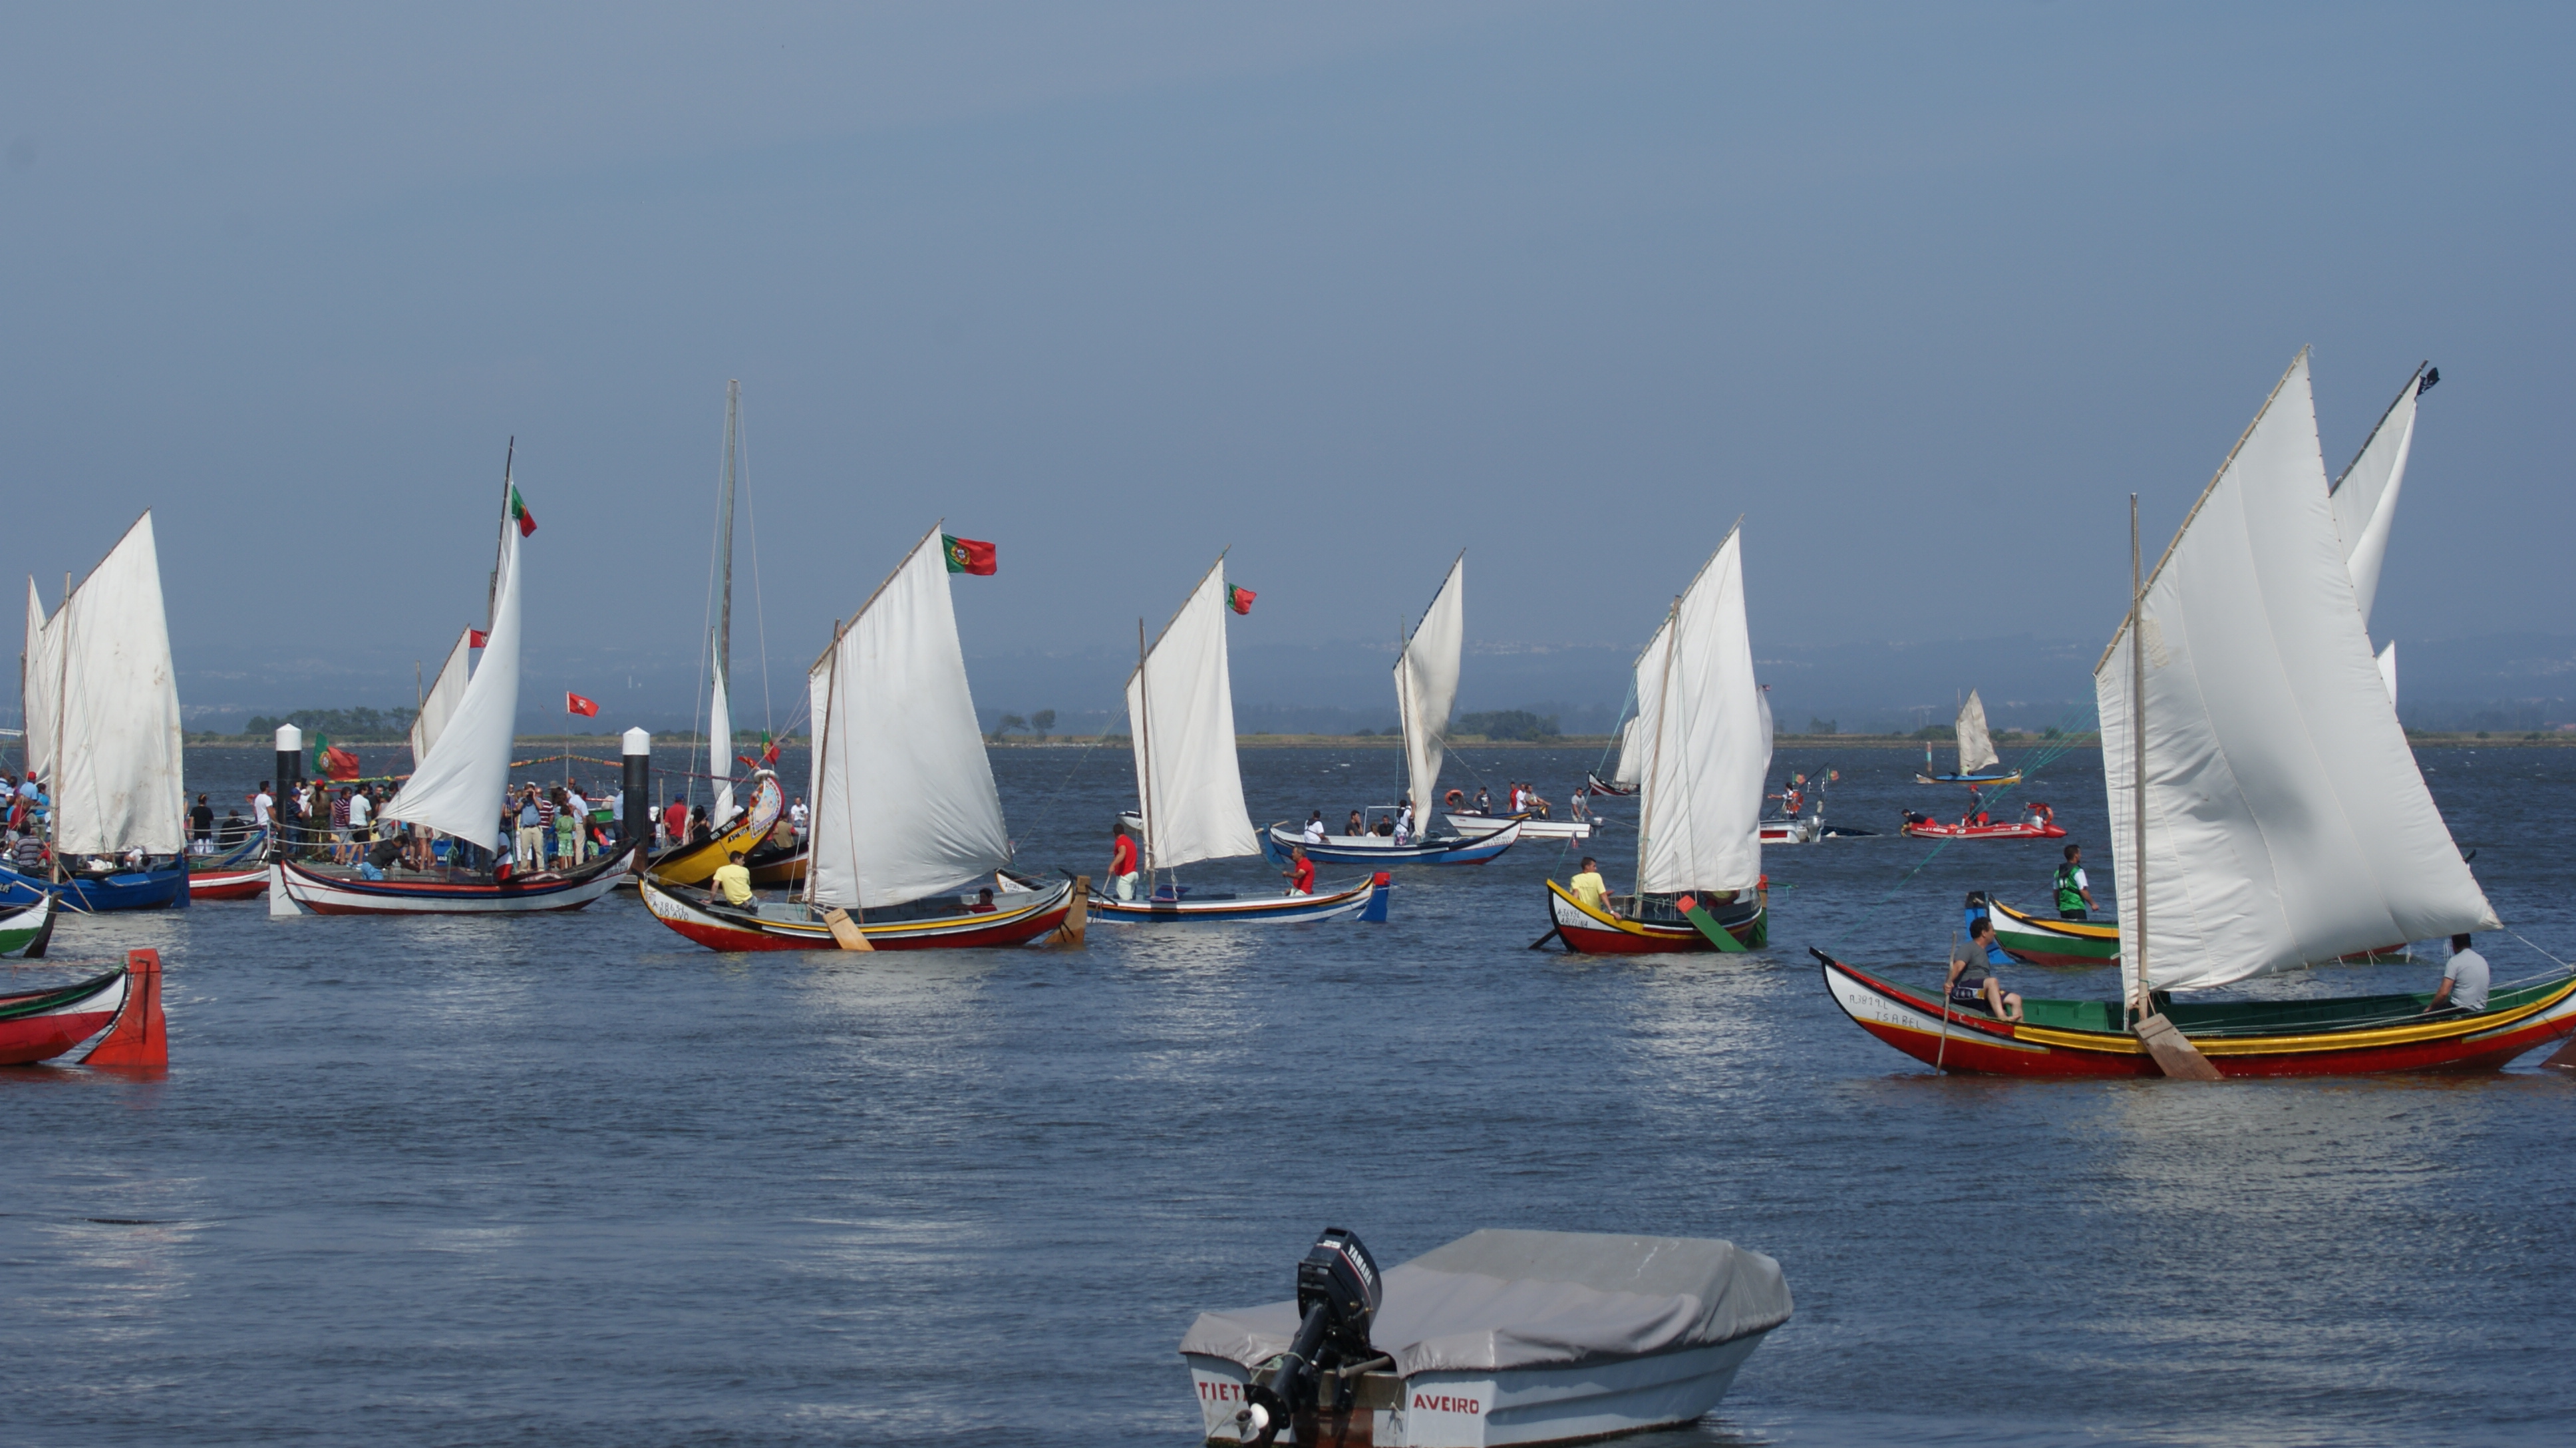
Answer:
[3, 514, 190, 912]
[272, 456, 633, 916]
[1824, 351, 2576, 1076]
[0, 894, 57, 957]
[1098, 559, 1391, 925]
[644, 383, 794, 888]
[0, 966, 128, 1065]
[1265, 554, 1518, 868]
[1914, 690, 2021, 785]
[1545, 525, 1768, 954]
[639, 523, 1074, 951]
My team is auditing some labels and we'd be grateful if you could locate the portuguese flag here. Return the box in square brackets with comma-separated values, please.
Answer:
[943, 534, 996, 576]
[313, 735, 361, 781]
[1227, 584, 1256, 616]
[510, 486, 537, 538]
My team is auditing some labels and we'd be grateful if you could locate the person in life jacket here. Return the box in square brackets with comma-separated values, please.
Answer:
[2054, 842, 2096, 920]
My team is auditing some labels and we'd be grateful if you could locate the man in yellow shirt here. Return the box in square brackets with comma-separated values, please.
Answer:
[711, 850, 756, 908]
[1569, 856, 1610, 914]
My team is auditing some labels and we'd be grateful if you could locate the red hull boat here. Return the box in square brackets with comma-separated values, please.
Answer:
[0, 968, 128, 1065]
[187, 866, 268, 900]
[1819, 950, 2576, 1077]
[1544, 879, 1766, 954]
[1899, 803, 2067, 841]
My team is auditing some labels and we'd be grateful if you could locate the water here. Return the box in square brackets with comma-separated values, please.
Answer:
[5, 741, 2572, 1447]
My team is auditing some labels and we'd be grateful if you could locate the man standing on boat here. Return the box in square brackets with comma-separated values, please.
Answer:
[1108, 826, 1139, 901]
[2054, 844, 2096, 920]
[2424, 934, 2490, 1014]
[1569, 856, 1609, 914]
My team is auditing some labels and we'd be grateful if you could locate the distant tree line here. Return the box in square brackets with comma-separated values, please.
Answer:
[989, 709, 1058, 742]
[242, 707, 418, 739]
[1453, 709, 1561, 741]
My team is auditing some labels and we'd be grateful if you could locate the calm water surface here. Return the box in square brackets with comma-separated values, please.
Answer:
[5, 742, 2572, 1447]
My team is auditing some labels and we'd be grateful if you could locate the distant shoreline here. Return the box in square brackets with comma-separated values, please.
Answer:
[173, 730, 2573, 750]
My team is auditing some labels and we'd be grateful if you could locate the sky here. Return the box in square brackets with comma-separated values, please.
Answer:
[5, 3, 2571, 728]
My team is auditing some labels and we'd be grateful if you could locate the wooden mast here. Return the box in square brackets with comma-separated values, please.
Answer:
[1136, 618, 1156, 878]
[1631, 596, 1681, 900]
[2128, 491, 2220, 1079]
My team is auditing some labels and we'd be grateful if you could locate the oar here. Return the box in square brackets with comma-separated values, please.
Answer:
[1677, 894, 1750, 953]
[1526, 926, 1561, 951]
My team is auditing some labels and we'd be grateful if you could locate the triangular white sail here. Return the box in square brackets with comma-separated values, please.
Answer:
[1955, 690, 1999, 775]
[1633, 526, 1766, 896]
[2329, 367, 2421, 630]
[806, 526, 1011, 910]
[1611, 616, 1671, 791]
[2096, 351, 2494, 997]
[385, 521, 523, 847]
[708, 649, 736, 828]
[409, 628, 476, 769]
[47, 514, 185, 856]
[23, 578, 59, 785]
[1128, 560, 1261, 872]
[1394, 555, 1465, 824]
[2376, 639, 2397, 707]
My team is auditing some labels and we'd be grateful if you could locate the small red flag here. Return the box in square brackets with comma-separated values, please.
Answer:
[469, 629, 490, 647]
[1227, 584, 1256, 616]
[322, 744, 361, 781]
[566, 691, 599, 717]
[941, 534, 997, 576]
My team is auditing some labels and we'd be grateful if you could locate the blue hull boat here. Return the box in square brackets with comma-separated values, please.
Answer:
[0, 860, 190, 912]
[1263, 818, 1524, 866]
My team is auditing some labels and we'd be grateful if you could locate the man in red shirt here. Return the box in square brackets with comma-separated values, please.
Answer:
[1109, 827, 1139, 900]
[1284, 844, 1314, 896]
[662, 797, 687, 850]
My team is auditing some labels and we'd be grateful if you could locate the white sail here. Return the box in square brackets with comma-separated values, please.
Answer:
[2376, 639, 2397, 707]
[385, 521, 523, 848]
[1127, 559, 1260, 872]
[1955, 690, 1999, 775]
[1395, 554, 1465, 823]
[48, 514, 185, 856]
[806, 526, 1011, 910]
[1633, 526, 1766, 896]
[23, 578, 58, 784]
[708, 648, 736, 828]
[2096, 351, 2494, 998]
[409, 627, 476, 769]
[1611, 616, 1671, 791]
[2329, 368, 2422, 630]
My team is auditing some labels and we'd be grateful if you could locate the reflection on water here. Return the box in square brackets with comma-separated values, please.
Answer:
[0, 745, 2569, 1446]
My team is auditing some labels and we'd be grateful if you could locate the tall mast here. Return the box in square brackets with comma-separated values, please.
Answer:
[1136, 618, 1156, 873]
[489, 437, 514, 628]
[718, 381, 739, 689]
[1631, 596, 1681, 899]
[2131, 493, 2148, 1018]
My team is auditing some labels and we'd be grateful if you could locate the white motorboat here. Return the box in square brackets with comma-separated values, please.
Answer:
[1181, 1227, 1790, 1448]
[1442, 812, 1590, 842]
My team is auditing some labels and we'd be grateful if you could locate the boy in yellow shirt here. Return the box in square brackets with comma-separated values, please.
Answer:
[711, 850, 756, 907]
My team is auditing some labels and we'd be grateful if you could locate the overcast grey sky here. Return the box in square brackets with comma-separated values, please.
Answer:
[5, 3, 2569, 720]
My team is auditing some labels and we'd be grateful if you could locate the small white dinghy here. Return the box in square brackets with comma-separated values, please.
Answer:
[1180, 1227, 1790, 1448]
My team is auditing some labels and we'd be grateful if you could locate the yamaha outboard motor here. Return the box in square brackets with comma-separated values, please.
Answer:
[1237, 1227, 1382, 1447]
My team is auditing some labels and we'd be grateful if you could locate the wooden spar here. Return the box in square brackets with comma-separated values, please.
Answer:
[51, 570, 69, 885]
[1631, 596, 1681, 899]
[490, 438, 513, 628]
[718, 381, 738, 689]
[1135, 618, 1156, 874]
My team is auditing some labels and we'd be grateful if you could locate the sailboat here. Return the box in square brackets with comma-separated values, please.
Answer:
[645, 382, 789, 888]
[640, 523, 1075, 950]
[1913, 690, 2022, 785]
[1544, 526, 1769, 954]
[1096, 559, 1391, 924]
[271, 455, 635, 914]
[1262, 554, 1523, 867]
[3, 514, 191, 912]
[1823, 351, 2576, 1075]
[2331, 363, 2433, 705]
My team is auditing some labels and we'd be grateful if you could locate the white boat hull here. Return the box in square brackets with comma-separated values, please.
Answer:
[1442, 813, 1591, 842]
[1185, 1332, 1770, 1447]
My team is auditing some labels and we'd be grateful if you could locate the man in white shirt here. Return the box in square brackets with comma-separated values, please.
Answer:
[253, 783, 274, 829]
[564, 787, 590, 861]
[347, 787, 371, 837]
[2426, 934, 2490, 1013]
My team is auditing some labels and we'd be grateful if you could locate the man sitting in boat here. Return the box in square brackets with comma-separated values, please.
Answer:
[2054, 844, 2096, 920]
[1108, 827, 1139, 901]
[711, 850, 755, 908]
[1947, 918, 2024, 1021]
[968, 887, 997, 914]
[1345, 809, 1365, 836]
[1282, 845, 1314, 896]
[2424, 934, 2489, 1014]
[1300, 811, 1327, 844]
[1570, 856, 1609, 914]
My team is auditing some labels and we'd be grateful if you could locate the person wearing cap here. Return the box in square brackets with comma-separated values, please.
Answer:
[2424, 933, 2490, 1014]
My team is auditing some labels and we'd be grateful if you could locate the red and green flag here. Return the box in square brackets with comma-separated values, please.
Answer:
[1227, 584, 1256, 616]
[510, 486, 537, 538]
[942, 534, 996, 575]
[736, 731, 782, 771]
[312, 735, 361, 781]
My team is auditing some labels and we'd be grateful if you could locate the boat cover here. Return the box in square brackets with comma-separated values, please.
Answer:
[1179, 1229, 1791, 1377]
